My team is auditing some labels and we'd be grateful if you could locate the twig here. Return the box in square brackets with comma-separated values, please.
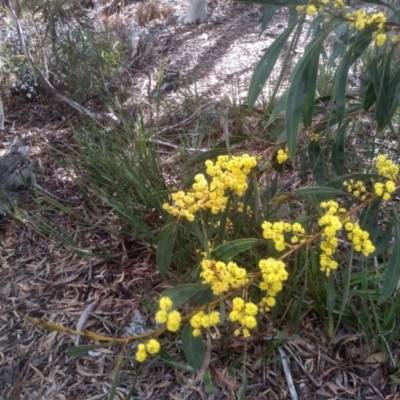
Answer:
[278, 347, 299, 400]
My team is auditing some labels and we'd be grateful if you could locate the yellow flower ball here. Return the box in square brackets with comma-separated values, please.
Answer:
[306, 4, 317, 15]
[155, 310, 168, 324]
[166, 310, 182, 332]
[376, 33, 387, 47]
[135, 344, 148, 362]
[159, 297, 172, 311]
[146, 339, 161, 355]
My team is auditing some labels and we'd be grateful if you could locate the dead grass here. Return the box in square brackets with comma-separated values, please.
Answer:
[136, 0, 172, 26]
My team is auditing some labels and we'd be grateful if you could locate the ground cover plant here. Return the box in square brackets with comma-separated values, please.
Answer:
[2, 0, 400, 398]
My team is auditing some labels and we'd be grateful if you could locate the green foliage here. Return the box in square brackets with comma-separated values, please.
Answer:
[64, 115, 169, 247]
[182, 324, 206, 370]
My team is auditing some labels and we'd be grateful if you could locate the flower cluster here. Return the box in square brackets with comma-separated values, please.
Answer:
[318, 201, 345, 276]
[374, 155, 398, 201]
[229, 297, 258, 337]
[318, 201, 375, 275]
[310, 132, 319, 141]
[333, 0, 344, 9]
[155, 297, 182, 332]
[297, 1, 388, 47]
[262, 221, 306, 251]
[258, 258, 288, 311]
[135, 338, 161, 362]
[375, 154, 399, 180]
[190, 310, 220, 337]
[374, 181, 396, 201]
[344, 222, 375, 256]
[200, 259, 248, 295]
[276, 148, 289, 164]
[345, 10, 387, 47]
[343, 179, 367, 200]
[297, 0, 328, 15]
[163, 154, 257, 221]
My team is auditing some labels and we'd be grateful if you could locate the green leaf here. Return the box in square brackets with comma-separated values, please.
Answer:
[189, 285, 215, 308]
[260, 6, 278, 34]
[265, 89, 288, 127]
[308, 140, 325, 185]
[331, 22, 351, 61]
[378, 219, 400, 304]
[331, 121, 349, 177]
[303, 15, 332, 126]
[333, 28, 374, 124]
[360, 69, 376, 111]
[382, 63, 400, 131]
[286, 24, 335, 160]
[359, 197, 382, 242]
[285, 52, 309, 161]
[161, 284, 211, 309]
[295, 187, 344, 201]
[370, 58, 391, 129]
[211, 239, 263, 261]
[302, 42, 321, 128]
[182, 324, 205, 370]
[247, 19, 298, 108]
[157, 222, 177, 279]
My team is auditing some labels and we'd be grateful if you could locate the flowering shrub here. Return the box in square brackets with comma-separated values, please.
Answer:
[134, 152, 398, 364]
[162, 154, 257, 220]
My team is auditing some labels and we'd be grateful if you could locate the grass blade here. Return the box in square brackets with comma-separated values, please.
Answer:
[157, 222, 177, 279]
